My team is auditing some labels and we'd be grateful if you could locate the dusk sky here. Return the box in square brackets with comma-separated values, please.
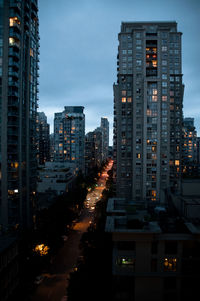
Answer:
[38, 0, 200, 144]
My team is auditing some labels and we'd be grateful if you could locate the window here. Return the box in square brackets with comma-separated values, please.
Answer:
[165, 241, 177, 254]
[127, 97, 132, 103]
[136, 39, 142, 45]
[116, 257, 135, 268]
[136, 32, 141, 38]
[151, 259, 157, 272]
[175, 160, 179, 166]
[163, 258, 177, 272]
[117, 241, 135, 250]
[162, 46, 167, 51]
[9, 17, 20, 27]
[122, 97, 126, 103]
[162, 74, 167, 80]
[122, 50, 127, 54]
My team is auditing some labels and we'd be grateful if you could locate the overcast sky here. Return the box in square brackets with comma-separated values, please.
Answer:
[38, 0, 200, 144]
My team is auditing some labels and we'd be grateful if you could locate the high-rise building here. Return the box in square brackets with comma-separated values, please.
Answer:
[85, 129, 103, 174]
[101, 117, 109, 161]
[113, 22, 184, 203]
[0, 0, 39, 230]
[54, 106, 85, 173]
[36, 112, 50, 165]
[182, 117, 199, 176]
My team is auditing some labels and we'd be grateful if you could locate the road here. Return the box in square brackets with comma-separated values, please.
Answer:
[30, 160, 113, 301]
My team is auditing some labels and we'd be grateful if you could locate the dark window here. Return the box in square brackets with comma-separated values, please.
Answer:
[164, 277, 177, 290]
[151, 258, 157, 272]
[165, 241, 177, 254]
[117, 241, 136, 251]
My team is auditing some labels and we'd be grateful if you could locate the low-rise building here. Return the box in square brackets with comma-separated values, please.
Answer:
[106, 198, 200, 301]
[37, 162, 76, 209]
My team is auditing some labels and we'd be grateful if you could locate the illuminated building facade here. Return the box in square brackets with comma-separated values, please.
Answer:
[54, 106, 85, 173]
[113, 22, 184, 203]
[0, 0, 39, 230]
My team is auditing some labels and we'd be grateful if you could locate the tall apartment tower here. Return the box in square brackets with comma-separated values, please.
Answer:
[113, 22, 183, 203]
[101, 117, 109, 161]
[0, 0, 39, 230]
[36, 112, 50, 165]
[54, 106, 85, 173]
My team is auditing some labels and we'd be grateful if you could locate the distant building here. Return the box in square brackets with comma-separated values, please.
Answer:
[113, 21, 184, 203]
[101, 117, 109, 161]
[49, 133, 54, 162]
[36, 112, 50, 165]
[182, 118, 199, 177]
[85, 132, 96, 174]
[85, 130, 103, 174]
[0, 0, 39, 230]
[37, 162, 76, 209]
[54, 106, 85, 173]
[108, 146, 113, 159]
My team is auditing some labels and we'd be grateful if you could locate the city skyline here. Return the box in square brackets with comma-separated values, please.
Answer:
[38, 0, 200, 143]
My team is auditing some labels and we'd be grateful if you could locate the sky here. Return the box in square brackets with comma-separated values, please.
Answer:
[38, 0, 200, 144]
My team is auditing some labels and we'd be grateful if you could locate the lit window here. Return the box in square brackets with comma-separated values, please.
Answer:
[152, 60, 157, 67]
[9, 17, 20, 27]
[116, 257, 135, 267]
[30, 48, 34, 57]
[175, 160, 179, 166]
[163, 258, 177, 272]
[122, 97, 126, 103]
[153, 89, 157, 95]
[137, 153, 141, 159]
[122, 90, 126, 96]
[59, 143, 63, 147]
[127, 97, 132, 103]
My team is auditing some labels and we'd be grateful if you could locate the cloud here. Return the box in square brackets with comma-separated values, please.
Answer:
[38, 0, 200, 139]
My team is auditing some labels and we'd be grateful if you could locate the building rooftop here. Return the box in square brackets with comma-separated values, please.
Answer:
[105, 198, 200, 235]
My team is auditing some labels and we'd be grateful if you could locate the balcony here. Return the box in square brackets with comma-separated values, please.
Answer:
[8, 111, 19, 117]
[9, 29, 21, 40]
[8, 90, 19, 98]
[9, 48, 20, 59]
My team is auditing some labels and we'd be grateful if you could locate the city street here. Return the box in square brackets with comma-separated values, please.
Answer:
[30, 160, 113, 301]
